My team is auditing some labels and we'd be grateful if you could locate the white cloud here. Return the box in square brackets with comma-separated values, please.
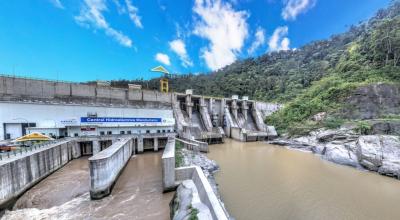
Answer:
[248, 27, 265, 54]
[155, 53, 171, 66]
[125, 0, 143, 29]
[112, 0, 126, 14]
[49, 0, 64, 9]
[75, 0, 132, 48]
[169, 39, 193, 67]
[193, 0, 249, 70]
[268, 26, 290, 51]
[282, 0, 316, 20]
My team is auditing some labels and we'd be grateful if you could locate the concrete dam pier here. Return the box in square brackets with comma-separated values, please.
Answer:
[174, 91, 278, 143]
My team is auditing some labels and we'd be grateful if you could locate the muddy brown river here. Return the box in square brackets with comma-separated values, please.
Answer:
[4, 140, 400, 220]
[2, 152, 173, 220]
[208, 139, 400, 220]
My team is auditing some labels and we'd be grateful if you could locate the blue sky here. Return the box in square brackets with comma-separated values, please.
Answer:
[0, 0, 392, 82]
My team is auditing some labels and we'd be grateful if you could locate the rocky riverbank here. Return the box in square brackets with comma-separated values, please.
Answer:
[269, 128, 400, 179]
[180, 148, 220, 195]
[170, 148, 231, 220]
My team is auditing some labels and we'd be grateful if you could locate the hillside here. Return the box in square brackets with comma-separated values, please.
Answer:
[112, 1, 400, 135]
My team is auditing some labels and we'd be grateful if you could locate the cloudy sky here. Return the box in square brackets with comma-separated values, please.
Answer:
[0, 0, 392, 81]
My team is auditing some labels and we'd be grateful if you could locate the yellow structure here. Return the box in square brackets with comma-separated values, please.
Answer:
[160, 78, 169, 93]
[151, 65, 170, 93]
[13, 132, 53, 142]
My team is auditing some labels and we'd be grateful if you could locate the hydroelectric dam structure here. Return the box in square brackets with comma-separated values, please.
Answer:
[0, 74, 279, 217]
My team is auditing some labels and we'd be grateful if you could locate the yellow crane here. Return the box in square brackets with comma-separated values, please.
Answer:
[150, 65, 177, 93]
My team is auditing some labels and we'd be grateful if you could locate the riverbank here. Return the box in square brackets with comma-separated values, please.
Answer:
[269, 127, 400, 179]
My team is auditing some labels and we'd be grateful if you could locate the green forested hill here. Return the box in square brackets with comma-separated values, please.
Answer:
[112, 1, 400, 134]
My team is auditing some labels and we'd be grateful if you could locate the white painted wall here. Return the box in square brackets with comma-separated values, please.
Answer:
[4, 124, 22, 139]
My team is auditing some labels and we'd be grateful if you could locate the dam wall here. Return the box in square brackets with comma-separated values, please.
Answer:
[0, 140, 79, 210]
[0, 75, 173, 105]
[89, 137, 134, 199]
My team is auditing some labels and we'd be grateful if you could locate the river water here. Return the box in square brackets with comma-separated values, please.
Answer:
[208, 139, 400, 220]
[2, 152, 173, 220]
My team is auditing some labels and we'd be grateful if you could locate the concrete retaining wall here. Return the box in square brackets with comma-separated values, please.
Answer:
[0, 140, 79, 210]
[175, 166, 229, 220]
[161, 138, 176, 191]
[230, 127, 245, 141]
[161, 137, 227, 219]
[89, 138, 134, 199]
[175, 137, 209, 153]
[0, 76, 172, 105]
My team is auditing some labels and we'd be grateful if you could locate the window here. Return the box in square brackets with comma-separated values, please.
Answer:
[167, 130, 170, 133]
[162, 130, 165, 133]
[100, 131, 105, 135]
[74, 133, 79, 137]
[120, 131, 125, 135]
[107, 131, 112, 135]
[127, 131, 132, 134]
[146, 130, 150, 134]
[157, 130, 161, 133]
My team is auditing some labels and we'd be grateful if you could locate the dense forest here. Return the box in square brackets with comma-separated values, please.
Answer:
[111, 1, 400, 134]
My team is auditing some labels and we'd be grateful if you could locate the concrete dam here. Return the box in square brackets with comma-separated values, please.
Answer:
[0, 75, 279, 219]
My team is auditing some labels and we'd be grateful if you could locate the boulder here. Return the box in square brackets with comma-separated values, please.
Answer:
[356, 136, 383, 171]
[378, 136, 400, 177]
[312, 112, 327, 121]
[182, 149, 219, 177]
[170, 180, 213, 220]
[268, 139, 313, 151]
[323, 143, 358, 167]
[266, 126, 278, 137]
[356, 135, 400, 176]
[371, 120, 400, 135]
[316, 129, 358, 143]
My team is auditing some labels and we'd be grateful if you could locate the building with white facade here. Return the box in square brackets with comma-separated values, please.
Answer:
[1, 102, 175, 140]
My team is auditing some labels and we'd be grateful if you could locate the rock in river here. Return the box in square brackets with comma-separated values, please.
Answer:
[356, 135, 400, 177]
[323, 143, 359, 167]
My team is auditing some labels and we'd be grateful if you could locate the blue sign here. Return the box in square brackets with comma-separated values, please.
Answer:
[80, 117, 162, 123]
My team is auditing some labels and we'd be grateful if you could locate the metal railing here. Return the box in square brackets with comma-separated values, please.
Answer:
[0, 139, 63, 161]
[0, 73, 76, 84]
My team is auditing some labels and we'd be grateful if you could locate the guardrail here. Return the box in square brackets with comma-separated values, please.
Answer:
[175, 137, 208, 153]
[0, 140, 62, 161]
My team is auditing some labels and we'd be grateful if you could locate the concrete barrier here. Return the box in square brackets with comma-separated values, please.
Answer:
[176, 137, 209, 153]
[175, 166, 229, 220]
[161, 138, 176, 192]
[0, 140, 78, 210]
[89, 138, 134, 199]
[161, 137, 228, 219]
